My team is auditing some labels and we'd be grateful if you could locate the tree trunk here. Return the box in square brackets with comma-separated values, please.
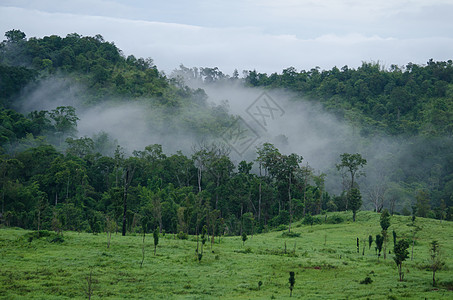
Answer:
[122, 170, 129, 236]
[197, 167, 202, 193]
[240, 203, 243, 236]
[288, 172, 292, 233]
[258, 164, 262, 221]
[140, 233, 145, 268]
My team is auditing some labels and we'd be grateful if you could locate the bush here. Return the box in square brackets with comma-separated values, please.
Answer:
[360, 276, 373, 284]
[325, 215, 344, 224]
[281, 231, 301, 238]
[49, 235, 65, 243]
[275, 224, 288, 231]
[21, 230, 63, 243]
[177, 231, 188, 240]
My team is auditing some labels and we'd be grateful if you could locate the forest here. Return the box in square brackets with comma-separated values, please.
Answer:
[1, 29, 453, 236]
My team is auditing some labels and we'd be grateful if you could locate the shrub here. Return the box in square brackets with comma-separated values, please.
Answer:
[281, 231, 301, 238]
[360, 276, 373, 284]
[275, 224, 288, 231]
[177, 231, 188, 240]
[326, 215, 344, 224]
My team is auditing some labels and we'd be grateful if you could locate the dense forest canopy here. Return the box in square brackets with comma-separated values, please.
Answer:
[0, 30, 452, 234]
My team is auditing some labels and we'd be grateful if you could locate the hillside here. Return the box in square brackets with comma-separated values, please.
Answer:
[1, 212, 452, 299]
[0, 30, 453, 238]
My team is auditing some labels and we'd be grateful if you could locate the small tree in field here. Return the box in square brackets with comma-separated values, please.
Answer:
[105, 215, 116, 249]
[429, 240, 445, 287]
[242, 232, 248, 246]
[201, 225, 207, 254]
[289, 271, 295, 297]
[153, 228, 159, 256]
[393, 239, 410, 281]
[380, 209, 390, 259]
[348, 188, 362, 222]
[375, 234, 383, 258]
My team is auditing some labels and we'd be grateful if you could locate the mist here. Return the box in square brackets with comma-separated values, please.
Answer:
[14, 75, 212, 156]
[180, 77, 426, 211]
[13, 73, 439, 212]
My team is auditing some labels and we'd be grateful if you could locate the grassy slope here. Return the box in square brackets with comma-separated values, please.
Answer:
[0, 211, 452, 299]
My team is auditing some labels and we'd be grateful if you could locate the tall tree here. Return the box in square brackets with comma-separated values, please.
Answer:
[336, 153, 367, 209]
[122, 158, 137, 236]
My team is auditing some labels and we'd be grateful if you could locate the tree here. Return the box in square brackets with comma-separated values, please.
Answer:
[375, 234, 383, 258]
[4, 29, 26, 43]
[429, 240, 445, 287]
[105, 215, 116, 249]
[201, 225, 207, 254]
[48, 106, 79, 144]
[153, 228, 159, 256]
[348, 188, 362, 222]
[393, 239, 410, 281]
[336, 153, 367, 190]
[122, 158, 137, 236]
[380, 209, 391, 259]
[336, 153, 366, 209]
[241, 232, 247, 246]
[289, 271, 295, 297]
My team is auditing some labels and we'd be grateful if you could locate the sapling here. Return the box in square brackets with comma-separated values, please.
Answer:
[201, 225, 207, 254]
[376, 234, 383, 259]
[380, 209, 390, 259]
[258, 280, 263, 290]
[393, 239, 410, 281]
[429, 240, 445, 287]
[289, 271, 295, 297]
[242, 232, 247, 246]
[153, 228, 159, 256]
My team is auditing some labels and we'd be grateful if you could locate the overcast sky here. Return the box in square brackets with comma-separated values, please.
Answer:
[1, 0, 452, 74]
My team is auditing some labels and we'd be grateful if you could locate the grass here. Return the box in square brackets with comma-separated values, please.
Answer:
[0, 211, 452, 299]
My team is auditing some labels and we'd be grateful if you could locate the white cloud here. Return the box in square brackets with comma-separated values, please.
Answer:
[1, 1, 452, 74]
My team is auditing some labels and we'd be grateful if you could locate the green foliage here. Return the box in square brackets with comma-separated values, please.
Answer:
[429, 240, 445, 286]
[302, 212, 314, 226]
[153, 228, 159, 255]
[348, 188, 362, 222]
[360, 276, 373, 284]
[376, 234, 384, 258]
[0, 30, 452, 238]
[281, 231, 301, 238]
[288, 271, 295, 296]
[393, 239, 410, 281]
[177, 231, 188, 240]
[380, 209, 391, 231]
[242, 232, 248, 246]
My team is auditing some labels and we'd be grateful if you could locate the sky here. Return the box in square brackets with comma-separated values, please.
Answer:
[1, 0, 453, 75]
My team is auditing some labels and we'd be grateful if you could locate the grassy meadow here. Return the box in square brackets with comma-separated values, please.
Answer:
[0, 211, 452, 299]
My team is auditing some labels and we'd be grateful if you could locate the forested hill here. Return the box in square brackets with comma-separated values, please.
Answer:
[0, 30, 452, 234]
[242, 61, 453, 137]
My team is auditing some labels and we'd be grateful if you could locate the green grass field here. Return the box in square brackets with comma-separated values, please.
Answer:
[1, 211, 452, 299]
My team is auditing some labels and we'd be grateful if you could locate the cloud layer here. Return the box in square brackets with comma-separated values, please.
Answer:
[1, 1, 452, 74]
